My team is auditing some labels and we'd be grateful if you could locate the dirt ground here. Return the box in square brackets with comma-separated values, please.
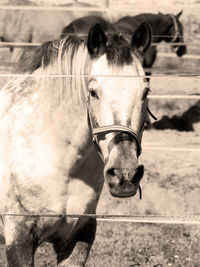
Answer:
[0, 19, 200, 266]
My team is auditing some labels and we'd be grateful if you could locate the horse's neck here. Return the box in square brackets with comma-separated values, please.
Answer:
[148, 15, 171, 42]
[48, 100, 93, 173]
[34, 68, 93, 166]
[46, 96, 91, 156]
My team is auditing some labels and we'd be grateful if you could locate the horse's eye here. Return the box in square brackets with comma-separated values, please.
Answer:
[89, 89, 99, 99]
[142, 87, 150, 100]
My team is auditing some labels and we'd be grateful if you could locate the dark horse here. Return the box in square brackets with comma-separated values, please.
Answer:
[0, 23, 151, 266]
[114, 11, 187, 125]
[114, 11, 187, 72]
[61, 15, 116, 37]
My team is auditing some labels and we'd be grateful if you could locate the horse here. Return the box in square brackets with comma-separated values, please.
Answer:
[0, 2, 104, 62]
[60, 15, 116, 37]
[0, 22, 152, 266]
[114, 11, 187, 75]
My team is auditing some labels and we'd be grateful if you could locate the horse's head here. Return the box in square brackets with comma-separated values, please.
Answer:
[87, 23, 152, 198]
[165, 11, 187, 57]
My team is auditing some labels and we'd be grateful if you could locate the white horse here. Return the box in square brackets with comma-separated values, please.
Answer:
[0, 22, 151, 266]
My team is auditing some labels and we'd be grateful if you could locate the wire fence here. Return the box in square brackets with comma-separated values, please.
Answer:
[1, 213, 200, 225]
[1, 41, 199, 60]
[0, 2, 199, 226]
[0, 73, 200, 78]
[0, 3, 200, 14]
[0, 41, 196, 47]
[0, 2, 199, 58]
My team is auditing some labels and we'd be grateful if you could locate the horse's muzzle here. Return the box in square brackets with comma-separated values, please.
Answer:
[104, 165, 144, 198]
[176, 45, 187, 57]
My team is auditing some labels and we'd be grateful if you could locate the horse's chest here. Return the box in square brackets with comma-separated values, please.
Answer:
[66, 178, 100, 215]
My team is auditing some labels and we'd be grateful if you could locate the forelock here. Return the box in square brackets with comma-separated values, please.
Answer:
[105, 33, 133, 65]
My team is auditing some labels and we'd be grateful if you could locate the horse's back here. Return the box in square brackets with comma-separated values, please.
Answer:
[114, 13, 159, 35]
[114, 15, 147, 35]
[61, 15, 115, 36]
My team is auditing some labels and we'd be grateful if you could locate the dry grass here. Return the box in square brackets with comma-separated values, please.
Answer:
[31, 223, 200, 267]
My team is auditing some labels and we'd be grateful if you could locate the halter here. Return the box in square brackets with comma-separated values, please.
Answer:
[87, 107, 142, 200]
[86, 96, 156, 200]
[169, 14, 179, 43]
[92, 125, 142, 158]
[87, 100, 142, 162]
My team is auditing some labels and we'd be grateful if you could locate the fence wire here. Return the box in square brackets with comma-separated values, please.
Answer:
[0, 2, 199, 227]
[1, 213, 200, 225]
[0, 4, 200, 14]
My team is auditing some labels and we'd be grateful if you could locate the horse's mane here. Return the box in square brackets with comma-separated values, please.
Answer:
[16, 35, 90, 113]
[17, 30, 137, 74]
[16, 32, 138, 110]
[17, 36, 87, 74]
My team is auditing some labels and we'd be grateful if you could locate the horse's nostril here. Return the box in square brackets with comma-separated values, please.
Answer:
[106, 168, 116, 177]
[119, 177, 125, 186]
[108, 183, 114, 189]
[132, 165, 144, 182]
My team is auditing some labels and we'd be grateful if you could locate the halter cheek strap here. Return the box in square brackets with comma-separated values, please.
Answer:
[169, 14, 179, 43]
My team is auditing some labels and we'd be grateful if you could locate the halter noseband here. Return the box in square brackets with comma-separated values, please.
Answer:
[87, 106, 142, 161]
[92, 125, 142, 157]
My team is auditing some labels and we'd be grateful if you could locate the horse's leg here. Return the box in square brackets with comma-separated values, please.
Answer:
[4, 216, 38, 267]
[53, 217, 97, 267]
[53, 149, 103, 266]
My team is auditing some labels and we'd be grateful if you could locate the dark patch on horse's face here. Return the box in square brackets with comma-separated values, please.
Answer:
[88, 22, 152, 66]
[105, 33, 133, 65]
[87, 23, 133, 65]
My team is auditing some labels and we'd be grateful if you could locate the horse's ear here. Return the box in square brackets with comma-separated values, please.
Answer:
[158, 11, 163, 15]
[176, 10, 183, 19]
[131, 22, 152, 54]
[87, 23, 107, 57]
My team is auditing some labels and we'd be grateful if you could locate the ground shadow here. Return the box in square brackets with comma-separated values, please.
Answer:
[147, 100, 200, 131]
